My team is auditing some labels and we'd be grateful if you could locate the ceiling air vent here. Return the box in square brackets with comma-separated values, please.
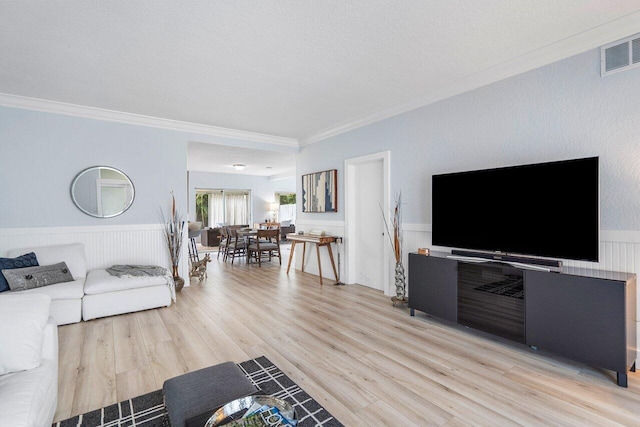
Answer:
[601, 33, 640, 76]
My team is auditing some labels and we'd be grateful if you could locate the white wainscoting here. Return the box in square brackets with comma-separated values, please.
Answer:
[291, 220, 346, 284]
[402, 224, 640, 278]
[0, 224, 189, 281]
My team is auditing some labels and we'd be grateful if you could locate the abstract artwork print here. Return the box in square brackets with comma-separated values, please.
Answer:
[301, 169, 337, 212]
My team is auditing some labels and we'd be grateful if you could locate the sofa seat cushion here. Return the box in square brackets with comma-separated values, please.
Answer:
[0, 321, 58, 427]
[0, 294, 51, 375]
[0, 358, 58, 427]
[84, 269, 169, 295]
[9, 279, 84, 301]
[8, 243, 87, 279]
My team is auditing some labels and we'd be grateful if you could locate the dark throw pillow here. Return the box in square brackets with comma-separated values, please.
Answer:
[0, 252, 39, 292]
[3, 262, 74, 291]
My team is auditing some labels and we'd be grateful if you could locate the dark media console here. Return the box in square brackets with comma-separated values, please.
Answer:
[409, 252, 637, 387]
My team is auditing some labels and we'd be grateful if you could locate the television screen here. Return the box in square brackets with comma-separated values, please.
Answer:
[432, 157, 599, 262]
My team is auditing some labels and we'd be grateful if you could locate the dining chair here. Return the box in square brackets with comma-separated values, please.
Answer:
[247, 229, 281, 267]
[225, 228, 247, 264]
[251, 223, 278, 244]
[217, 227, 229, 260]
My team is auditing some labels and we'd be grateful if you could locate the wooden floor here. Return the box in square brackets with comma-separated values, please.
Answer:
[55, 254, 640, 426]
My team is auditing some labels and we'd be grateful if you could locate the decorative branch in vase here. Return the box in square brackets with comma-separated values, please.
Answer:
[381, 192, 406, 303]
[161, 192, 185, 292]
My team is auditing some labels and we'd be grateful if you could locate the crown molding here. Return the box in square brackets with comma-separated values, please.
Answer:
[301, 11, 640, 145]
[268, 171, 296, 181]
[0, 93, 299, 147]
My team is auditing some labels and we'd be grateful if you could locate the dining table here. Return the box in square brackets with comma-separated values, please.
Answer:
[236, 229, 257, 261]
[236, 228, 257, 238]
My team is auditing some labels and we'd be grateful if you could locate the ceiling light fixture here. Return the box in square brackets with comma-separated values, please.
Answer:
[233, 164, 245, 171]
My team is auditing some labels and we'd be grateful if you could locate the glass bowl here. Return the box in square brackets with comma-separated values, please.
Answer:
[204, 395, 296, 426]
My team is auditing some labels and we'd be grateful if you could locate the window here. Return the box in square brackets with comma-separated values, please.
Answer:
[277, 192, 296, 224]
[196, 189, 251, 227]
[195, 192, 209, 226]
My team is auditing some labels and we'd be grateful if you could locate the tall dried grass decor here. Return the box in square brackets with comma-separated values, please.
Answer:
[381, 192, 406, 302]
[161, 192, 185, 291]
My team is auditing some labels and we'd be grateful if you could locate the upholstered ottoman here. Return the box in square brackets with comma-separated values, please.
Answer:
[163, 362, 258, 427]
[82, 269, 173, 321]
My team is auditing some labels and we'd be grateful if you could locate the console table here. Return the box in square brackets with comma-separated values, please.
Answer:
[408, 252, 637, 387]
[286, 234, 338, 285]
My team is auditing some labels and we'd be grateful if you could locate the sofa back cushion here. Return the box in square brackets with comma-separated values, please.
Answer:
[0, 293, 51, 375]
[8, 243, 87, 279]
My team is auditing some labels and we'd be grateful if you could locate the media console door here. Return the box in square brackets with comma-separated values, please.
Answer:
[408, 254, 457, 322]
[525, 270, 637, 387]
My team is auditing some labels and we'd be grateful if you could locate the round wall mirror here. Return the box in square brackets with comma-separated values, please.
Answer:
[71, 166, 135, 218]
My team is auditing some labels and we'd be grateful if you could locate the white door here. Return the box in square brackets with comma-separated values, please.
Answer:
[96, 179, 133, 217]
[346, 151, 391, 294]
[353, 159, 385, 290]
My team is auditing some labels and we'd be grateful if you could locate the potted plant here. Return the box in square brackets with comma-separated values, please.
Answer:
[162, 192, 185, 291]
[382, 192, 406, 302]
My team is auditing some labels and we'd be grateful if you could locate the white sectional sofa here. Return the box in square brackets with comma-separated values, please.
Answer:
[0, 244, 174, 425]
[2, 243, 173, 325]
[0, 294, 58, 427]
[6, 243, 86, 325]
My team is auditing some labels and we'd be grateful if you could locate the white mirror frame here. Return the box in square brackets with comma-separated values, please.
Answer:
[70, 166, 135, 218]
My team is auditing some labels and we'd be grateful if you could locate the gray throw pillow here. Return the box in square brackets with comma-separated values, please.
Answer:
[3, 262, 74, 291]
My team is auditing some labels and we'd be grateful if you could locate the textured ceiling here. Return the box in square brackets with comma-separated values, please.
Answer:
[1, 1, 640, 145]
[188, 142, 296, 176]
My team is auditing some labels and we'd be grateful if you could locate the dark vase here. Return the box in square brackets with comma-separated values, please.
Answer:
[395, 261, 406, 300]
[172, 265, 184, 292]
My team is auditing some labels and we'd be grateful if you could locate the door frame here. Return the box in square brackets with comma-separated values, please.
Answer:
[96, 178, 132, 217]
[344, 151, 391, 295]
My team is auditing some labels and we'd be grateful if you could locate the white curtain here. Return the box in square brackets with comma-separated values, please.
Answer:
[225, 193, 249, 225]
[279, 204, 296, 223]
[209, 192, 225, 226]
[202, 190, 250, 226]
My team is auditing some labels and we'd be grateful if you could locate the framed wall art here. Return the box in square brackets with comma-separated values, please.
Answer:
[302, 169, 337, 212]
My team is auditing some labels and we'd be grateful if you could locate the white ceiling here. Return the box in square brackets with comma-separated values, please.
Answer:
[188, 142, 296, 176]
[1, 1, 640, 174]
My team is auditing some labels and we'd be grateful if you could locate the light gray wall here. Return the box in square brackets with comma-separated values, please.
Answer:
[188, 171, 295, 225]
[297, 48, 640, 230]
[0, 107, 188, 227]
[4, 46, 639, 231]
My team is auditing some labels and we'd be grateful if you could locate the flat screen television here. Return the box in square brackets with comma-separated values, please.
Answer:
[432, 157, 599, 262]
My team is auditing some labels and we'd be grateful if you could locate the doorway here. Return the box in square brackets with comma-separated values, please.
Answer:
[345, 151, 390, 294]
[275, 192, 297, 225]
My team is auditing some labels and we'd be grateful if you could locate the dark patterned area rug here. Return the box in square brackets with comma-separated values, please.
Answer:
[53, 356, 343, 427]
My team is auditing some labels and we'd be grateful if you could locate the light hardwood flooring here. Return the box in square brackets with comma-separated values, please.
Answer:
[55, 254, 640, 426]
